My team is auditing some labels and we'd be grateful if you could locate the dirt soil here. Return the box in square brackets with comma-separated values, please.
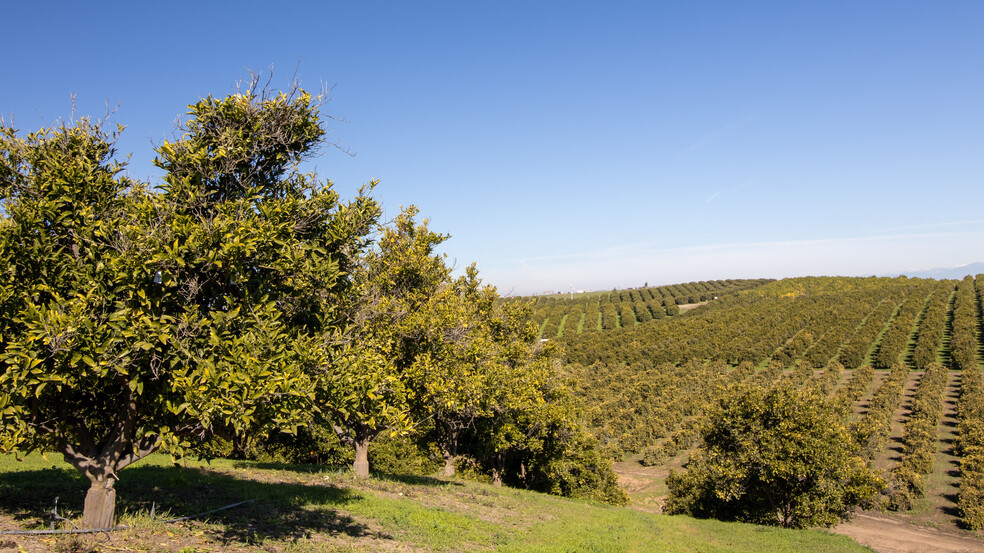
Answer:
[612, 455, 984, 553]
[832, 512, 984, 553]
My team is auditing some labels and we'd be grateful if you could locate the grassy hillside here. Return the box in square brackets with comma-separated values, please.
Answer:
[0, 453, 873, 552]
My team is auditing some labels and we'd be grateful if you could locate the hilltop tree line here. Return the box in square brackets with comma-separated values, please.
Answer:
[0, 84, 624, 529]
[560, 276, 982, 371]
[527, 279, 772, 338]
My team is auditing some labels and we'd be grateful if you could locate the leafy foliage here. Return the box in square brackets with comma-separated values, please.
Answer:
[0, 84, 629, 518]
[949, 276, 979, 371]
[872, 285, 932, 369]
[561, 277, 925, 369]
[910, 283, 953, 370]
[664, 383, 882, 528]
[304, 207, 625, 501]
[958, 365, 984, 529]
[0, 84, 380, 526]
[886, 362, 947, 510]
[851, 363, 909, 460]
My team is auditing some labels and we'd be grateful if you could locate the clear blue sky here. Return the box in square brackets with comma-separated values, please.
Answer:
[5, 1, 983, 295]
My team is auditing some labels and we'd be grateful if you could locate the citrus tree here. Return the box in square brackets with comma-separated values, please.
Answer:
[0, 82, 379, 528]
[410, 266, 503, 477]
[322, 206, 445, 478]
[664, 382, 882, 528]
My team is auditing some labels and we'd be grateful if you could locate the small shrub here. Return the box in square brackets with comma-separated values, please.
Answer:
[665, 382, 882, 528]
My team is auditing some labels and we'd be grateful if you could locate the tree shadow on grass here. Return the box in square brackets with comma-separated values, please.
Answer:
[0, 464, 384, 544]
[229, 459, 347, 475]
[226, 460, 462, 489]
[0, 465, 88, 522]
[375, 472, 463, 488]
[941, 492, 962, 519]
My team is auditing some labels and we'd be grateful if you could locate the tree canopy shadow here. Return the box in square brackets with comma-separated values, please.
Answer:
[225, 460, 462, 489]
[374, 472, 463, 488]
[0, 464, 384, 544]
[229, 459, 348, 475]
[941, 492, 962, 519]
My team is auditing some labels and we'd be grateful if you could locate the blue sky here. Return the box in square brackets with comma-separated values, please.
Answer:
[4, 2, 983, 295]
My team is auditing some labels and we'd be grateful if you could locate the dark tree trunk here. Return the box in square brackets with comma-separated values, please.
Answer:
[491, 453, 505, 487]
[437, 425, 459, 477]
[82, 477, 117, 529]
[353, 434, 371, 478]
[229, 433, 249, 460]
[58, 398, 162, 529]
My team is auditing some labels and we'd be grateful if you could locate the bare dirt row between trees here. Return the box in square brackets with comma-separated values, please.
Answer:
[611, 367, 984, 553]
[831, 370, 983, 553]
[872, 370, 920, 473]
[832, 512, 984, 553]
[908, 370, 963, 528]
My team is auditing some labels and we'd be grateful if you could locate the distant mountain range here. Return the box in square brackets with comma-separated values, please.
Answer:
[882, 262, 984, 280]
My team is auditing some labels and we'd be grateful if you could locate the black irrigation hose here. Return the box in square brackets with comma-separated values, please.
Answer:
[0, 527, 118, 536]
[160, 498, 256, 523]
[0, 498, 256, 536]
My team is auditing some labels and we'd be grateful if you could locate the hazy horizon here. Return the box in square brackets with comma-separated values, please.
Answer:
[502, 259, 984, 297]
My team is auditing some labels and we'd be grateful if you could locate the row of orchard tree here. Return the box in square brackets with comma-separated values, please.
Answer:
[565, 275, 984, 463]
[561, 275, 984, 371]
[578, 349, 982, 529]
[529, 279, 771, 338]
[0, 83, 623, 529]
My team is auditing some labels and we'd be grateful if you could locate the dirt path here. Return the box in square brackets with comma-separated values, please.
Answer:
[613, 457, 984, 553]
[612, 457, 678, 513]
[909, 370, 963, 528]
[834, 512, 984, 553]
[857, 370, 889, 418]
[873, 371, 922, 472]
[834, 367, 855, 395]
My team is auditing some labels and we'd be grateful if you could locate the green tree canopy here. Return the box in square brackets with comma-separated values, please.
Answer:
[664, 382, 882, 528]
[0, 82, 379, 528]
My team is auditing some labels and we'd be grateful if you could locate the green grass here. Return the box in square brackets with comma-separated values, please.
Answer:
[0, 452, 874, 552]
